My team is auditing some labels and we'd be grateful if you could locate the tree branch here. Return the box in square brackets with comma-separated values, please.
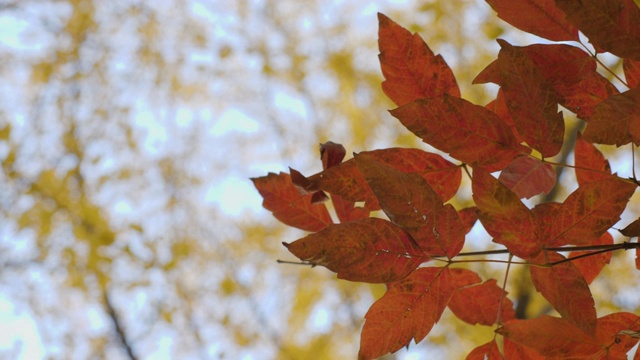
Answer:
[104, 291, 138, 360]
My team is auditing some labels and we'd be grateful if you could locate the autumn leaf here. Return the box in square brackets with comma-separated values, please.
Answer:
[251, 172, 332, 231]
[497, 39, 564, 157]
[624, 58, 640, 88]
[472, 168, 541, 259]
[358, 267, 457, 359]
[390, 94, 528, 171]
[569, 232, 613, 284]
[500, 313, 640, 358]
[574, 132, 612, 185]
[497, 316, 602, 358]
[503, 338, 545, 360]
[458, 206, 479, 235]
[485, 88, 527, 144]
[498, 156, 556, 199]
[355, 153, 465, 258]
[582, 87, 640, 146]
[377, 13, 460, 106]
[529, 251, 597, 336]
[556, 0, 640, 61]
[448, 278, 515, 326]
[547, 177, 637, 246]
[485, 0, 579, 42]
[284, 218, 427, 283]
[466, 341, 502, 360]
[319, 141, 346, 169]
[620, 217, 640, 237]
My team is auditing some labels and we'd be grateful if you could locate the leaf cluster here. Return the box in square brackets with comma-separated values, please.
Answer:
[253, 0, 640, 358]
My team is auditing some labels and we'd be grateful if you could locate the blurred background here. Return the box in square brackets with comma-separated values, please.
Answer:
[1, 0, 639, 359]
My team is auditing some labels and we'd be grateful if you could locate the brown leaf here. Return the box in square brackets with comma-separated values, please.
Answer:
[583, 87, 640, 146]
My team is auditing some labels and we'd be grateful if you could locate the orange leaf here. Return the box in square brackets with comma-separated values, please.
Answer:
[355, 153, 465, 258]
[498, 156, 556, 199]
[377, 13, 460, 106]
[548, 177, 637, 246]
[472, 168, 541, 259]
[358, 267, 455, 359]
[251, 172, 332, 231]
[574, 132, 612, 186]
[595, 312, 640, 358]
[569, 232, 613, 284]
[497, 316, 601, 358]
[486, 0, 578, 41]
[284, 218, 427, 283]
[503, 337, 545, 360]
[556, 0, 640, 61]
[390, 94, 528, 171]
[449, 278, 515, 326]
[530, 251, 597, 336]
[624, 58, 640, 88]
[497, 40, 564, 157]
[554, 72, 619, 119]
[583, 87, 640, 146]
[331, 194, 370, 223]
[466, 340, 503, 360]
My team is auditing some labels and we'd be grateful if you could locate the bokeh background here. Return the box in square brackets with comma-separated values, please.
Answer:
[1, 0, 639, 359]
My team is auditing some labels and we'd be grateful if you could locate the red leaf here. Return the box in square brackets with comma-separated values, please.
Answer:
[466, 341, 503, 360]
[547, 177, 636, 246]
[624, 58, 640, 88]
[355, 153, 465, 258]
[595, 312, 640, 358]
[320, 141, 346, 169]
[532, 202, 561, 244]
[472, 168, 541, 259]
[486, 88, 527, 144]
[389, 94, 528, 171]
[331, 194, 370, 222]
[251, 172, 332, 231]
[503, 337, 545, 360]
[569, 232, 614, 284]
[582, 87, 640, 146]
[458, 207, 479, 235]
[498, 156, 556, 199]
[554, 72, 619, 119]
[637, 247, 640, 270]
[359, 267, 455, 359]
[556, 0, 640, 61]
[449, 278, 515, 326]
[485, 0, 579, 41]
[574, 132, 612, 186]
[284, 218, 427, 283]
[497, 40, 564, 157]
[377, 13, 460, 106]
[530, 251, 597, 336]
[497, 316, 601, 357]
[621, 217, 640, 237]
[305, 148, 461, 209]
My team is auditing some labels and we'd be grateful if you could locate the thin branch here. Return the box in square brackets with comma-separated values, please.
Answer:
[104, 291, 138, 360]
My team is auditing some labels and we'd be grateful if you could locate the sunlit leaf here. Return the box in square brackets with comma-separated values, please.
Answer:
[251, 172, 332, 231]
[449, 278, 515, 326]
[359, 267, 455, 359]
[466, 340, 503, 360]
[498, 156, 556, 199]
[569, 231, 613, 284]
